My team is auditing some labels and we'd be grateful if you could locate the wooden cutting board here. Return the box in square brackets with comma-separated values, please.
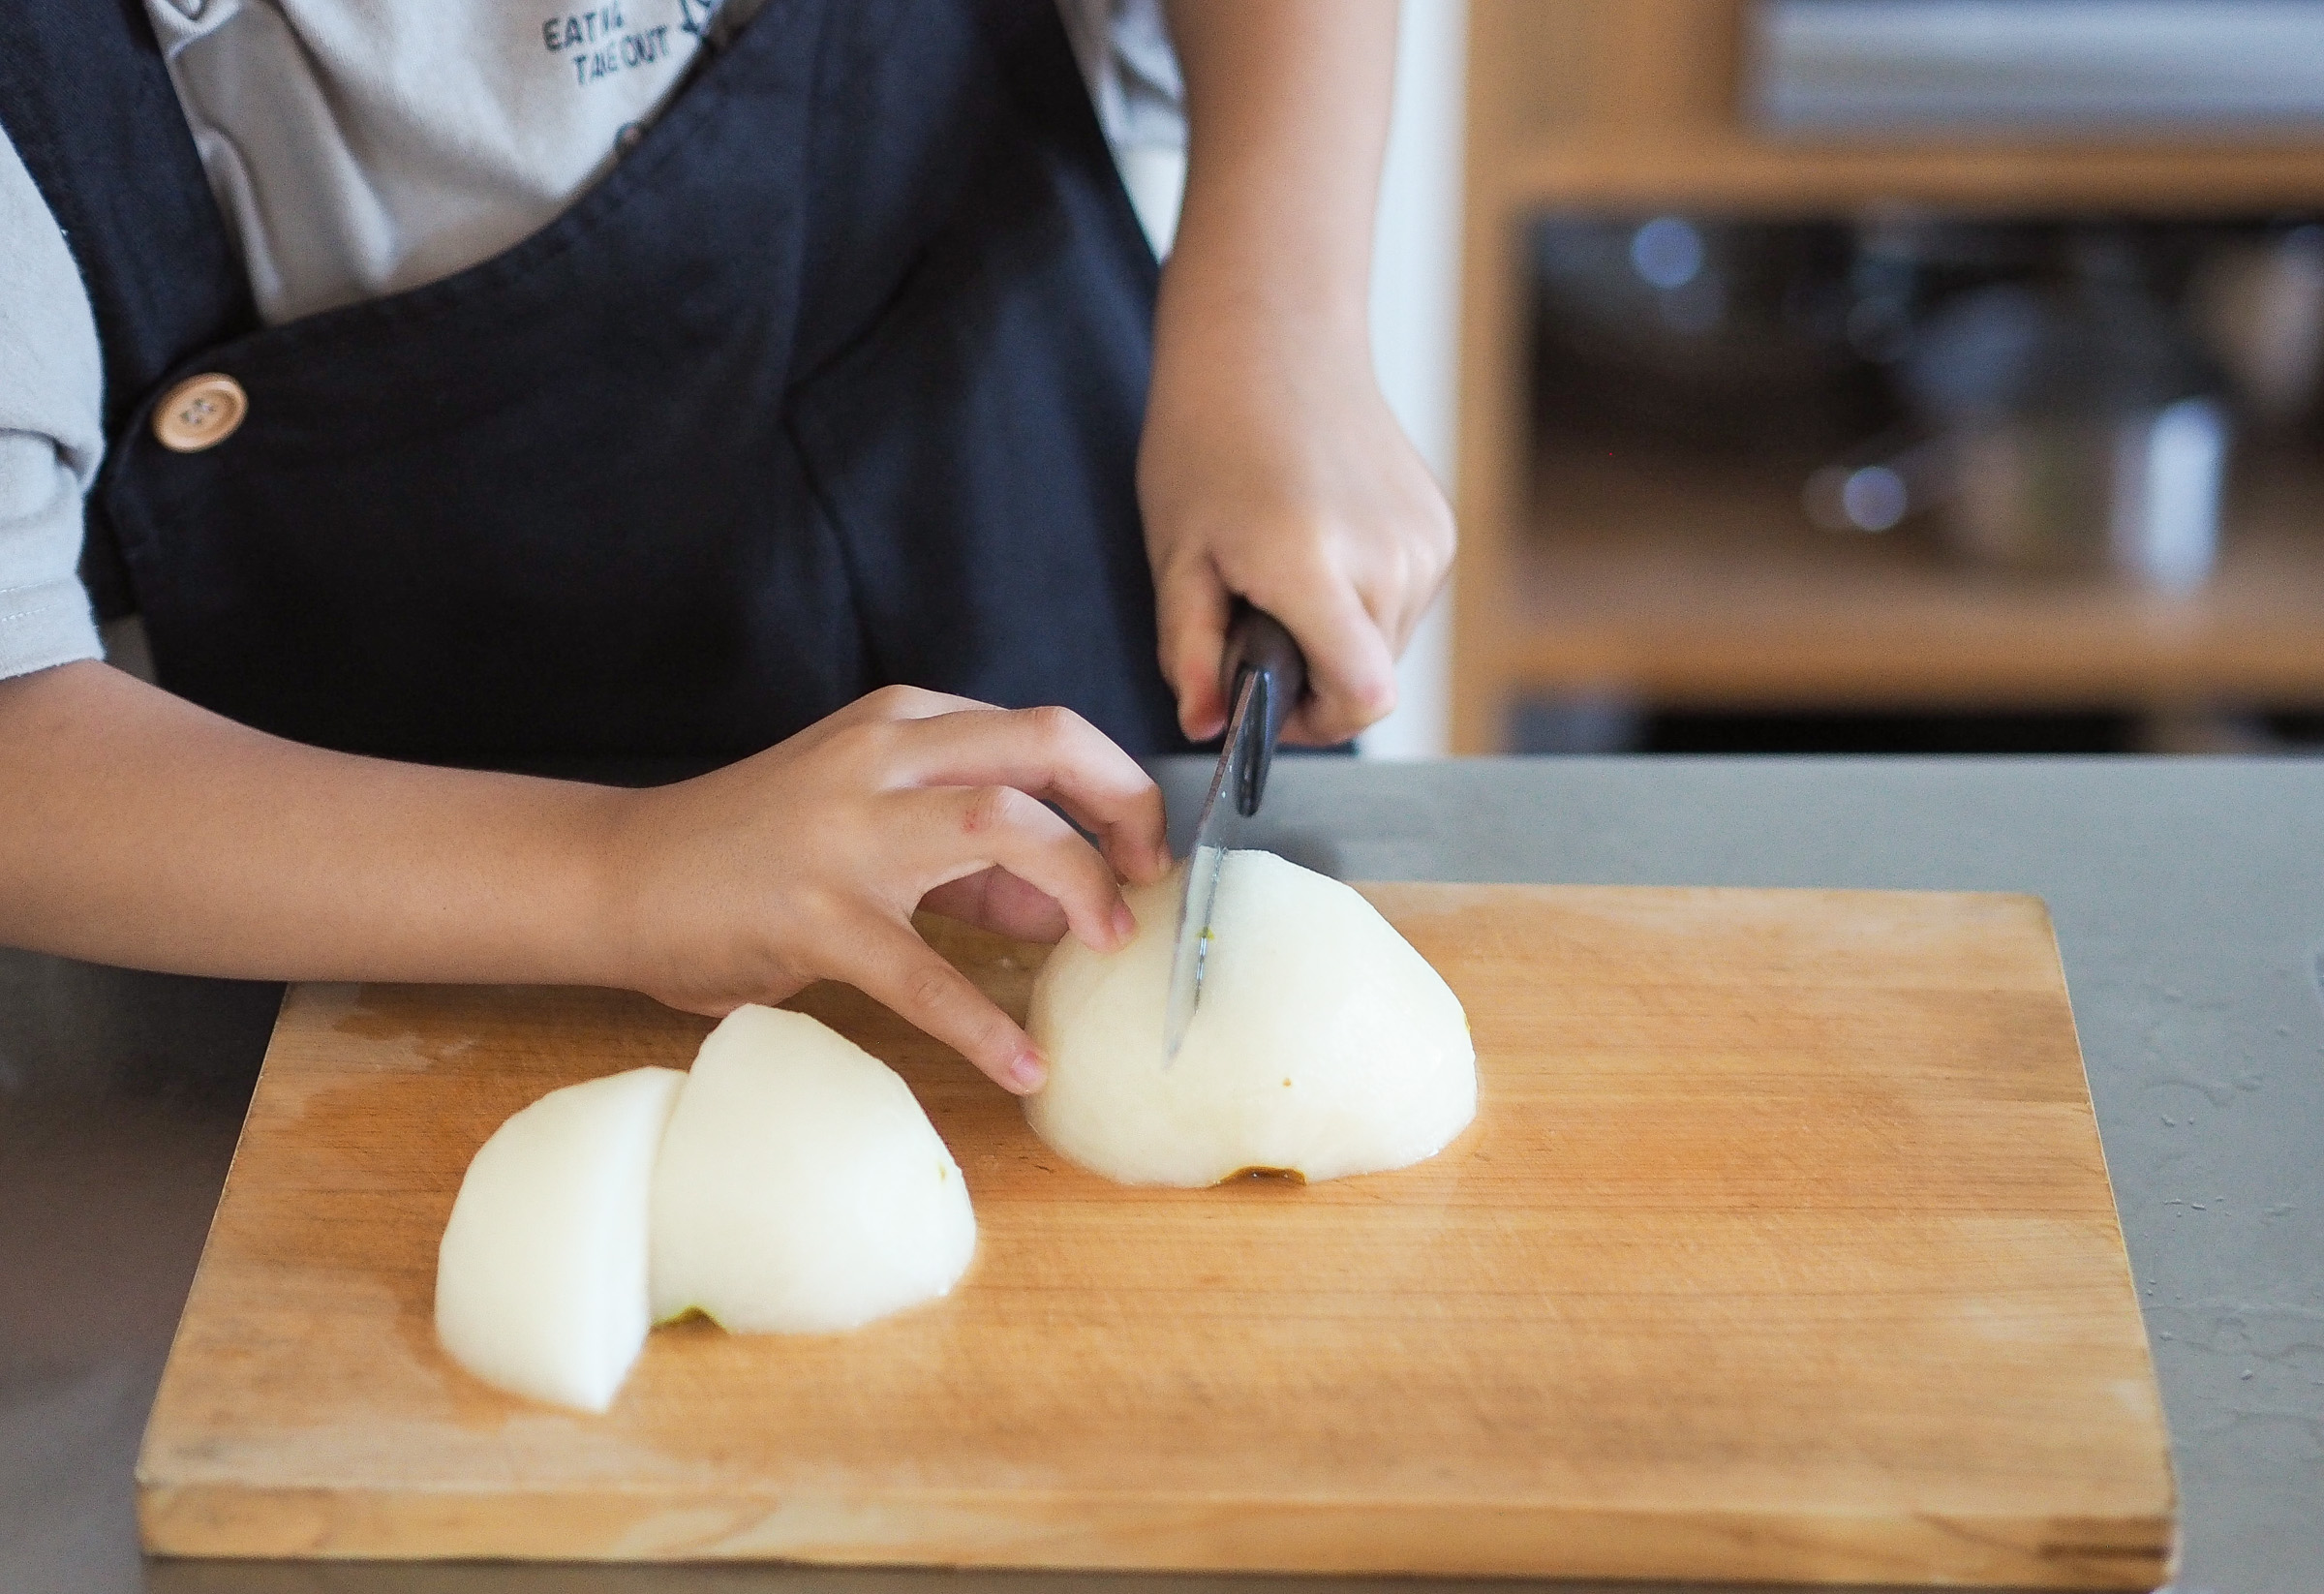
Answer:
[138, 885, 2174, 1586]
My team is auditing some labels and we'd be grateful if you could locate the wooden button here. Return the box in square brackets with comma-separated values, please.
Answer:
[152, 373, 248, 452]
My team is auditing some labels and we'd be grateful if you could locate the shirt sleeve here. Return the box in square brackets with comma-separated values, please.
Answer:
[0, 122, 106, 682]
[1055, 0, 1186, 151]
[1055, 0, 1187, 254]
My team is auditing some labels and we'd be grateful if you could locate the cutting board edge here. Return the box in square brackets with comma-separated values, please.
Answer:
[133, 982, 300, 1507]
[136, 1480, 2175, 1588]
[1348, 880, 2059, 915]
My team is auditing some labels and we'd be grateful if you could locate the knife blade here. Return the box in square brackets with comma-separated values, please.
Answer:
[1163, 602, 1307, 1059]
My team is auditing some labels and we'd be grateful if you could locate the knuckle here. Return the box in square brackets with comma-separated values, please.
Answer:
[961, 784, 1024, 837]
[789, 883, 850, 932]
[1020, 703, 1092, 764]
[901, 959, 963, 1018]
[867, 683, 939, 720]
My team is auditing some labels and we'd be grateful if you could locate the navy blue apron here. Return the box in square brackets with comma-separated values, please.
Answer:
[1, 0, 1187, 777]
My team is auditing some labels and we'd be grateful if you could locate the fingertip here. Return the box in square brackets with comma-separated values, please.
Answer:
[1344, 642, 1401, 720]
[1362, 671, 1400, 720]
[1178, 700, 1226, 743]
[1006, 1047, 1048, 1093]
[1071, 898, 1131, 955]
[1110, 836, 1173, 889]
[1096, 830, 1164, 890]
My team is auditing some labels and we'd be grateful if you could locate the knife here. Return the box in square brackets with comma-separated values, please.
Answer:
[1163, 601, 1308, 1059]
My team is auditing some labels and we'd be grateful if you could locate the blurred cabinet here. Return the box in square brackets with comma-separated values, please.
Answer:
[1452, 0, 2324, 751]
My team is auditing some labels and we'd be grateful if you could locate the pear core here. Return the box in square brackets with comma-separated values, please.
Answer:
[1024, 850, 1477, 1187]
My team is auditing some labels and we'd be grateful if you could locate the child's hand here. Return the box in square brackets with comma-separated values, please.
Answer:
[600, 687, 1171, 1094]
[1144, 0, 1452, 748]
[1139, 322, 1452, 747]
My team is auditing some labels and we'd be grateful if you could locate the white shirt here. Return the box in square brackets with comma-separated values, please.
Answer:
[144, 0, 772, 323]
[145, 0, 1181, 325]
[0, 0, 1183, 680]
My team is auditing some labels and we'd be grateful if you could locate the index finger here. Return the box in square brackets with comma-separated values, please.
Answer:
[837, 912, 1047, 1093]
[886, 705, 1172, 885]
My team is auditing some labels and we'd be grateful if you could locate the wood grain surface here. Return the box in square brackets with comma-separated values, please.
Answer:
[137, 885, 2175, 1585]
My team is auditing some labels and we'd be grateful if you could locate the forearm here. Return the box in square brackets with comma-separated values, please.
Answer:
[0, 660, 627, 985]
[1158, 0, 1398, 351]
[0, 664, 1168, 1093]
[1140, 2, 1444, 745]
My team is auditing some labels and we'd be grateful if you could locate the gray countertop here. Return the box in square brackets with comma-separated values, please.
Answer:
[2, 756, 2317, 1594]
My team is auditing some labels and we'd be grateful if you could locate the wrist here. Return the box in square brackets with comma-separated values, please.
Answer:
[1155, 235, 1370, 361]
[1149, 285, 1375, 425]
[564, 782, 657, 993]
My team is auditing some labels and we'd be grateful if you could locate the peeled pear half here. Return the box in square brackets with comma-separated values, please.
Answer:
[435, 1065, 685, 1413]
[1026, 849, 1476, 1186]
[438, 1008, 975, 1412]
[650, 1005, 977, 1333]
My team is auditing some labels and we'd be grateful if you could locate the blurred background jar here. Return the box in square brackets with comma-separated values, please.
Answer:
[1879, 237, 2231, 590]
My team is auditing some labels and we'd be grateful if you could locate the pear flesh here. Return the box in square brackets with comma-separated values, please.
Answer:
[435, 1065, 685, 1414]
[649, 1004, 977, 1333]
[435, 1007, 975, 1413]
[1026, 850, 1476, 1187]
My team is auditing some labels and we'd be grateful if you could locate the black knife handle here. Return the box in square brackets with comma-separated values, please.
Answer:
[1221, 600, 1307, 817]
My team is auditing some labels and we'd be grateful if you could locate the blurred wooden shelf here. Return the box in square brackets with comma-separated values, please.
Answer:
[1471, 0, 2324, 217]
[1451, 0, 2324, 751]
[1500, 142, 2324, 217]
[1497, 446, 2324, 710]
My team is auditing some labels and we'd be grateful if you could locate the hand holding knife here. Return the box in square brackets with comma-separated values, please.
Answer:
[1163, 601, 1309, 1059]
